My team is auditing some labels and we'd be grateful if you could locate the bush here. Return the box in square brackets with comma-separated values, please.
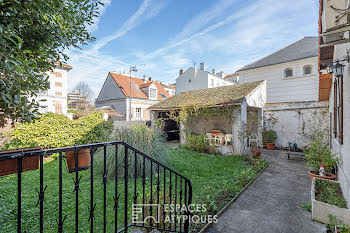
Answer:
[305, 137, 338, 171]
[96, 123, 169, 179]
[262, 130, 277, 143]
[2, 111, 114, 151]
[183, 135, 217, 154]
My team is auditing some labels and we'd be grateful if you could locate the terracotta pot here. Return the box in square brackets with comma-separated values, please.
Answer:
[308, 170, 336, 182]
[252, 149, 261, 158]
[0, 147, 42, 177]
[265, 142, 275, 150]
[65, 149, 90, 173]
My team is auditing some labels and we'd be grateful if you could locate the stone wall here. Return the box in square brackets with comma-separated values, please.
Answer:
[264, 101, 329, 149]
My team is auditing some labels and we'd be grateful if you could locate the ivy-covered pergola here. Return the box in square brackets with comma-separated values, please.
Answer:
[149, 81, 267, 155]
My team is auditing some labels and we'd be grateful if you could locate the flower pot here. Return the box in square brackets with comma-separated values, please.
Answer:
[308, 170, 336, 182]
[252, 149, 261, 158]
[265, 142, 275, 150]
[65, 149, 90, 173]
[0, 147, 42, 177]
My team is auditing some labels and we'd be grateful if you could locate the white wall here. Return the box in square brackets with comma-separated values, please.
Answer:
[33, 67, 69, 115]
[176, 67, 234, 94]
[330, 42, 350, 207]
[238, 57, 319, 103]
[265, 102, 329, 148]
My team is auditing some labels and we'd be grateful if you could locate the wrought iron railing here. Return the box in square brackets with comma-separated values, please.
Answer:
[0, 141, 192, 232]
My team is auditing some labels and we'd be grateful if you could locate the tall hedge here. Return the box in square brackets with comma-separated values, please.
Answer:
[4, 111, 114, 150]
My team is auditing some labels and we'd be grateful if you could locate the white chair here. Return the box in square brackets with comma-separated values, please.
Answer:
[205, 133, 216, 146]
[224, 134, 233, 146]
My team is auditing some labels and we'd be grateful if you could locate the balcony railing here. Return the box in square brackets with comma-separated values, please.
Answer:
[0, 141, 192, 232]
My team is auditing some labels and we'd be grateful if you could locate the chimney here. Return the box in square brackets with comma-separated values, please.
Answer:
[149, 76, 152, 81]
[200, 62, 205, 70]
[212, 69, 216, 75]
[143, 75, 147, 81]
[179, 69, 184, 75]
[217, 71, 225, 78]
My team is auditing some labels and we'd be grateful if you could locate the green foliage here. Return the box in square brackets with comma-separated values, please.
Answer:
[300, 201, 312, 213]
[262, 130, 277, 143]
[315, 179, 347, 208]
[327, 215, 350, 233]
[305, 137, 338, 171]
[2, 111, 113, 151]
[0, 0, 102, 122]
[96, 124, 169, 179]
[183, 135, 217, 154]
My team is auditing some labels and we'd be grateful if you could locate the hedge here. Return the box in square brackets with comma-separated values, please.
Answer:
[2, 111, 114, 151]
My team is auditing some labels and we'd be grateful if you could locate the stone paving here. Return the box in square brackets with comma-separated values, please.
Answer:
[205, 149, 326, 233]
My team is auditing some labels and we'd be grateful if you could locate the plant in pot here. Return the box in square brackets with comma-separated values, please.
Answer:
[263, 130, 277, 150]
[0, 141, 42, 176]
[305, 137, 338, 181]
[65, 137, 92, 173]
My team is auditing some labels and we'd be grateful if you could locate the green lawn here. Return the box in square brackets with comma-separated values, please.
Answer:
[0, 147, 267, 232]
[167, 148, 268, 231]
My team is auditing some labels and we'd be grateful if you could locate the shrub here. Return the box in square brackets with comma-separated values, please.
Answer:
[262, 130, 277, 143]
[96, 123, 169, 179]
[2, 111, 114, 151]
[183, 135, 217, 154]
[305, 137, 338, 171]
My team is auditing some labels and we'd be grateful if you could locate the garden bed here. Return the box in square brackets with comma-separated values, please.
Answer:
[312, 178, 350, 225]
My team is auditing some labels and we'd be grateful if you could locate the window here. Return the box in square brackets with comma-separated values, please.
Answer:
[333, 75, 343, 144]
[211, 79, 214, 87]
[39, 106, 48, 114]
[135, 108, 142, 120]
[189, 79, 191, 83]
[55, 92, 62, 96]
[149, 88, 157, 99]
[50, 71, 62, 77]
[55, 82, 62, 87]
[54, 102, 62, 114]
[160, 94, 167, 99]
[303, 65, 312, 75]
[284, 68, 293, 78]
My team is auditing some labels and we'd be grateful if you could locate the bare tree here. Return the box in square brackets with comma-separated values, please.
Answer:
[73, 81, 94, 101]
[71, 82, 94, 110]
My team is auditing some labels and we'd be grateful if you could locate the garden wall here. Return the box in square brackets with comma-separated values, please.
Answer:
[264, 101, 329, 149]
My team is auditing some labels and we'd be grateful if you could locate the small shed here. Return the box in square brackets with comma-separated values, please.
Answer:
[148, 80, 267, 155]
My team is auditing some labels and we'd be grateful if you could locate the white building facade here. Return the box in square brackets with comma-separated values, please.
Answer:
[33, 64, 72, 115]
[95, 73, 172, 121]
[237, 37, 329, 148]
[176, 63, 234, 94]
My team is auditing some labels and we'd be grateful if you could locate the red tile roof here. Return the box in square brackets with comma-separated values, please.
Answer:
[109, 72, 171, 100]
[224, 73, 238, 79]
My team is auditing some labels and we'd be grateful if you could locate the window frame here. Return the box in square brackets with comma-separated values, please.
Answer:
[149, 88, 157, 99]
[303, 65, 313, 76]
[135, 108, 142, 121]
[284, 68, 293, 78]
[333, 75, 343, 144]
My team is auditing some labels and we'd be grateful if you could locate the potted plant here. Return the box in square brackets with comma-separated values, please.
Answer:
[263, 130, 277, 150]
[65, 148, 91, 173]
[0, 142, 42, 177]
[305, 137, 338, 181]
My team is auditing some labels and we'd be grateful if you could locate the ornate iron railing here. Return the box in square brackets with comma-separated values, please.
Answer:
[0, 141, 192, 232]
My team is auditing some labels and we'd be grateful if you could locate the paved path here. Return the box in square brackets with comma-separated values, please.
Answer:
[205, 150, 326, 233]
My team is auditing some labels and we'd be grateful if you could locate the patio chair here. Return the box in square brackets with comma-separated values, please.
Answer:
[205, 133, 217, 146]
[224, 134, 233, 146]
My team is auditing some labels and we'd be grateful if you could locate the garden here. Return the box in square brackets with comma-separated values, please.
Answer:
[0, 112, 268, 232]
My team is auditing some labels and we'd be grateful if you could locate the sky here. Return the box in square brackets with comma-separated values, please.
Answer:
[66, 0, 319, 98]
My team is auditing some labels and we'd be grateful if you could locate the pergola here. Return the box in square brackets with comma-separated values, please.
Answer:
[148, 81, 267, 155]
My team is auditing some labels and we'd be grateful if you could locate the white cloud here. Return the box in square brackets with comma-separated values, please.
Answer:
[86, 0, 112, 32]
[67, 0, 319, 98]
[92, 0, 166, 51]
